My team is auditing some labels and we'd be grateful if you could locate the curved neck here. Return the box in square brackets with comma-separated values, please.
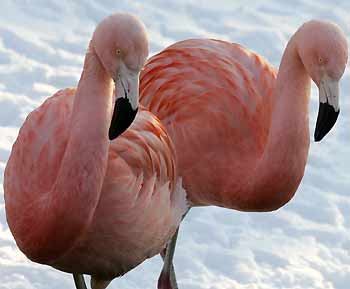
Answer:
[251, 35, 311, 210]
[37, 45, 113, 263]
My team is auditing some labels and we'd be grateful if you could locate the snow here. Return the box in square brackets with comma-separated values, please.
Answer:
[0, 0, 349, 288]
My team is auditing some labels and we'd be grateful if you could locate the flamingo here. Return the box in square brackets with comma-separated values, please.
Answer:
[140, 20, 348, 288]
[4, 13, 188, 289]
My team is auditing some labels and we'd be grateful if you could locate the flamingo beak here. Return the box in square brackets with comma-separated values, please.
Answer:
[109, 68, 139, 140]
[314, 77, 340, 142]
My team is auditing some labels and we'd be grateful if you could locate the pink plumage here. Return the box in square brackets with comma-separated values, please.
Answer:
[4, 13, 187, 288]
[141, 39, 277, 209]
[140, 21, 347, 211]
[140, 21, 348, 289]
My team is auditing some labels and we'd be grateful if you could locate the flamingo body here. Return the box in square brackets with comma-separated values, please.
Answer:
[140, 20, 348, 289]
[5, 88, 187, 278]
[4, 13, 188, 286]
[141, 21, 347, 212]
[140, 39, 277, 210]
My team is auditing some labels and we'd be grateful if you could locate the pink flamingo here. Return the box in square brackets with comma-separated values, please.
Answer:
[4, 13, 188, 289]
[140, 20, 348, 288]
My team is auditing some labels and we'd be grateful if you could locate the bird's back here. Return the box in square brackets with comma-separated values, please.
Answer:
[5, 89, 74, 216]
[140, 39, 277, 208]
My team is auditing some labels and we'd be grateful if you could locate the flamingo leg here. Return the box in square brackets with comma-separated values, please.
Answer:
[158, 228, 179, 289]
[158, 208, 190, 289]
[73, 274, 88, 289]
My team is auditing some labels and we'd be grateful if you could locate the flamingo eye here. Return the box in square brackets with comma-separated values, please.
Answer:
[318, 57, 323, 64]
[116, 49, 121, 55]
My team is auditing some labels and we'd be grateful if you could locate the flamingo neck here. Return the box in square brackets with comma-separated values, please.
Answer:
[70, 44, 113, 139]
[39, 45, 113, 263]
[250, 35, 311, 210]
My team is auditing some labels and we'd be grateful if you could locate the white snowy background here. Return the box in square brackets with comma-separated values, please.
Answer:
[0, 0, 350, 289]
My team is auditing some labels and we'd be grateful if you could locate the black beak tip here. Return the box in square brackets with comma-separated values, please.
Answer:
[109, 129, 120, 141]
[109, 98, 138, 141]
[314, 102, 339, 142]
[314, 133, 323, 142]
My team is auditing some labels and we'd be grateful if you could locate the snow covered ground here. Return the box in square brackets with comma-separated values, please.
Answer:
[0, 0, 350, 288]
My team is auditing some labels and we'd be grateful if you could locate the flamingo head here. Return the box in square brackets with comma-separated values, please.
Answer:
[92, 13, 149, 140]
[296, 20, 348, 142]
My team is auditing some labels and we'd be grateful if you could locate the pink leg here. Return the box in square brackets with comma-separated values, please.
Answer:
[158, 208, 190, 289]
[73, 274, 111, 289]
[158, 228, 179, 289]
[73, 274, 87, 289]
